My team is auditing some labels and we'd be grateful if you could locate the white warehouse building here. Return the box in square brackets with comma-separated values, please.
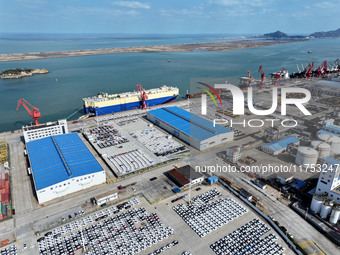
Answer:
[147, 107, 234, 151]
[26, 133, 106, 204]
[23, 119, 68, 143]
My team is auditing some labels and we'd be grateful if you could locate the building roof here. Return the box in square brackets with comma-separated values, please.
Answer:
[262, 136, 299, 152]
[147, 107, 232, 141]
[325, 125, 340, 133]
[275, 172, 294, 180]
[317, 129, 340, 137]
[167, 169, 190, 187]
[207, 176, 219, 182]
[291, 179, 306, 190]
[323, 157, 340, 165]
[26, 133, 103, 190]
[176, 165, 203, 180]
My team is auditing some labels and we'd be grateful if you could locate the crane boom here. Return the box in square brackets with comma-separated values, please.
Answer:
[17, 99, 41, 125]
[258, 66, 265, 87]
[137, 83, 148, 109]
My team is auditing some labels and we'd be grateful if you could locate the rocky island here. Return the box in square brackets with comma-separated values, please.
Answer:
[0, 68, 48, 79]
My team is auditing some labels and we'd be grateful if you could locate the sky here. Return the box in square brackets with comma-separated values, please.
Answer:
[1, 0, 340, 34]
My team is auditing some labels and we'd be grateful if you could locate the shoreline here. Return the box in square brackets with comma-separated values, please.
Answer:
[0, 40, 302, 62]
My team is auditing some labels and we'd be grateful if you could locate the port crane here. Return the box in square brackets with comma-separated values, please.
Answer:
[17, 99, 41, 125]
[258, 66, 265, 87]
[247, 70, 254, 87]
[272, 68, 286, 85]
[334, 59, 340, 73]
[137, 83, 148, 109]
[304, 62, 314, 78]
[315, 61, 327, 77]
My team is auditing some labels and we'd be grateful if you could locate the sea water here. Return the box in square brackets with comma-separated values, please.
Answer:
[0, 34, 340, 132]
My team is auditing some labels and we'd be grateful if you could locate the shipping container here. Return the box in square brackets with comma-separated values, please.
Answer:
[4, 173, 8, 180]
[172, 188, 181, 193]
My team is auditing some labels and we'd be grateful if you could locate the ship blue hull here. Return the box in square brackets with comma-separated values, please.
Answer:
[84, 95, 177, 116]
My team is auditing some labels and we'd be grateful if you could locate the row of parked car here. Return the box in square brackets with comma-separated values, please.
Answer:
[210, 219, 286, 255]
[37, 197, 174, 255]
[173, 189, 248, 237]
[147, 240, 178, 255]
[0, 245, 17, 255]
[37, 198, 141, 255]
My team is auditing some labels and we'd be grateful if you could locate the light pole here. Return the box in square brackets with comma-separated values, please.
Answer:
[188, 178, 192, 204]
[305, 207, 309, 220]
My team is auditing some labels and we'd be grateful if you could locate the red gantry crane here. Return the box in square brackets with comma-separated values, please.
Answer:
[273, 68, 286, 85]
[17, 99, 41, 125]
[315, 60, 328, 77]
[137, 83, 148, 109]
[304, 62, 314, 78]
[258, 66, 266, 87]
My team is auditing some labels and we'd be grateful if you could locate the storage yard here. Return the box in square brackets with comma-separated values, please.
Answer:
[83, 115, 188, 177]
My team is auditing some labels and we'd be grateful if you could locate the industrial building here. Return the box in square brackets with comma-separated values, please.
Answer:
[323, 124, 340, 135]
[310, 157, 340, 223]
[26, 133, 106, 204]
[317, 129, 340, 137]
[22, 119, 68, 143]
[147, 107, 233, 150]
[93, 190, 118, 206]
[226, 146, 242, 163]
[261, 136, 299, 156]
[166, 165, 204, 187]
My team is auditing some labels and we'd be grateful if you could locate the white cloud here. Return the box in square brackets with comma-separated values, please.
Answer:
[159, 8, 205, 17]
[208, 0, 239, 6]
[112, 1, 150, 9]
[63, 6, 140, 17]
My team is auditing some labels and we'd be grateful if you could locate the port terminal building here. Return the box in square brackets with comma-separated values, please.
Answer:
[26, 133, 106, 204]
[146, 106, 233, 151]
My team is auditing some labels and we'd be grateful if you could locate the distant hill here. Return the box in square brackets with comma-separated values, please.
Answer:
[264, 31, 288, 38]
[263, 30, 306, 39]
[310, 28, 340, 38]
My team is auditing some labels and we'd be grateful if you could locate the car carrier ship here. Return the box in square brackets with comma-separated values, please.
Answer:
[83, 84, 179, 116]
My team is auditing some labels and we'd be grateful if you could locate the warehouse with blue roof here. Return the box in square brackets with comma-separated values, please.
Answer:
[146, 106, 233, 150]
[261, 136, 300, 156]
[26, 133, 106, 204]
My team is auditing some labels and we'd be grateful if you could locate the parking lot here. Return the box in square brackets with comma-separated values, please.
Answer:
[0, 245, 17, 255]
[33, 183, 293, 255]
[210, 219, 285, 255]
[173, 188, 249, 237]
[36, 198, 176, 255]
